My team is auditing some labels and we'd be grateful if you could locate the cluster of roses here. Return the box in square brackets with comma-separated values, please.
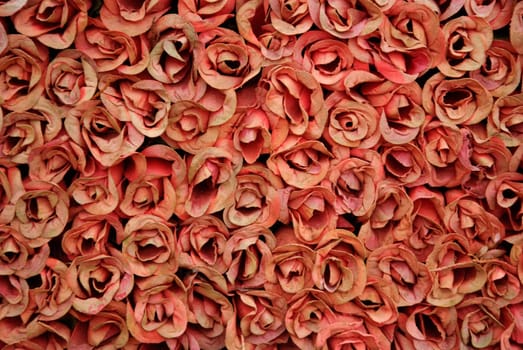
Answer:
[0, 0, 523, 349]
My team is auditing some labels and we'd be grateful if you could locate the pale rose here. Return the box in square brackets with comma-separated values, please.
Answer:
[308, 0, 382, 39]
[426, 234, 487, 307]
[177, 215, 230, 274]
[359, 180, 414, 251]
[261, 64, 327, 141]
[267, 0, 313, 35]
[11, 180, 69, 248]
[223, 164, 284, 228]
[0, 165, 22, 225]
[287, 186, 337, 245]
[114, 215, 178, 277]
[76, 18, 150, 75]
[196, 28, 262, 91]
[324, 149, 384, 217]
[465, 0, 515, 29]
[65, 101, 144, 168]
[232, 109, 272, 164]
[0, 35, 48, 112]
[236, 0, 296, 61]
[488, 93, 523, 148]
[267, 136, 332, 189]
[162, 87, 237, 154]
[312, 229, 367, 305]
[61, 211, 123, 260]
[367, 243, 432, 306]
[323, 92, 381, 150]
[422, 73, 493, 126]
[438, 16, 493, 77]
[457, 297, 513, 349]
[223, 225, 276, 289]
[100, 0, 171, 37]
[12, 0, 90, 49]
[382, 143, 429, 187]
[69, 301, 129, 349]
[470, 40, 521, 98]
[0, 225, 49, 278]
[294, 31, 353, 91]
[119, 145, 187, 220]
[185, 144, 242, 218]
[99, 74, 171, 138]
[485, 172, 523, 233]
[45, 49, 98, 106]
[0, 99, 62, 164]
[178, 0, 234, 32]
[510, 1, 523, 54]
[28, 134, 92, 183]
[396, 305, 459, 350]
[68, 164, 122, 216]
[65, 254, 133, 315]
[127, 275, 188, 344]
[225, 290, 288, 349]
[0, 0, 27, 16]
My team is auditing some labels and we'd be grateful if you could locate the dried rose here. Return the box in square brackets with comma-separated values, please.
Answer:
[99, 0, 171, 37]
[0, 0, 27, 16]
[0, 165, 22, 225]
[232, 109, 272, 164]
[488, 93, 523, 148]
[510, 1, 523, 54]
[75, 17, 150, 75]
[12, 0, 90, 49]
[178, 0, 234, 32]
[267, 0, 313, 35]
[464, 0, 515, 30]
[482, 259, 523, 307]
[0, 275, 29, 319]
[0, 35, 48, 112]
[485, 172, 523, 233]
[382, 143, 429, 187]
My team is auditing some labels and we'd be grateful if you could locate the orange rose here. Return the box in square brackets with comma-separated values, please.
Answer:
[12, 0, 90, 49]
[99, 74, 171, 138]
[126, 274, 188, 344]
[75, 18, 150, 75]
[196, 28, 262, 91]
[232, 109, 272, 164]
[488, 93, 523, 148]
[426, 234, 487, 307]
[482, 259, 523, 307]
[510, 1, 523, 54]
[308, 0, 382, 39]
[0, 275, 29, 319]
[485, 172, 523, 233]
[178, 0, 234, 32]
[0, 321, 70, 348]
[65, 254, 133, 315]
[61, 211, 123, 260]
[177, 215, 230, 274]
[501, 303, 523, 349]
[11, 180, 69, 248]
[287, 186, 337, 245]
[312, 229, 367, 305]
[438, 16, 493, 77]
[65, 100, 145, 168]
[223, 225, 276, 289]
[359, 179, 413, 251]
[266, 0, 313, 35]
[100, 0, 171, 37]
[0, 35, 48, 112]
[437, 0, 466, 20]
[0, 165, 22, 225]
[367, 243, 432, 306]
[0, 99, 62, 164]
[0, 225, 49, 278]
[465, 0, 514, 29]
[382, 143, 429, 187]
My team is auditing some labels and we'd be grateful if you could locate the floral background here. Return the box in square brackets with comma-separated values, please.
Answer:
[0, 0, 522, 348]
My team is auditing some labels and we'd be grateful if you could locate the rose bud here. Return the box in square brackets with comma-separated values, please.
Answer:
[312, 229, 367, 305]
[232, 109, 272, 164]
[266, 0, 313, 35]
[12, 0, 90, 49]
[426, 234, 487, 307]
[367, 243, 432, 307]
[177, 215, 230, 274]
[438, 16, 493, 78]
[0, 35, 48, 112]
[126, 274, 188, 344]
[308, 0, 382, 39]
[76, 17, 150, 75]
[11, 180, 69, 248]
[100, 0, 171, 37]
[178, 0, 234, 32]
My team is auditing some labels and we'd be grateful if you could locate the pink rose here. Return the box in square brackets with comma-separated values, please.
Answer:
[99, 74, 171, 138]
[308, 0, 382, 39]
[0, 165, 22, 224]
[65, 254, 133, 315]
[0, 35, 48, 112]
[436, 0, 465, 20]
[482, 259, 523, 307]
[488, 93, 523, 148]
[223, 225, 276, 289]
[0, 275, 29, 319]
[465, 0, 515, 29]
[75, 18, 150, 75]
[382, 143, 429, 187]
[196, 28, 262, 91]
[178, 0, 234, 32]
[438, 16, 493, 77]
[177, 215, 230, 274]
[266, 0, 313, 35]
[126, 275, 188, 344]
[0, 321, 70, 349]
[0, 99, 62, 164]
[485, 172, 523, 233]
[12, 0, 90, 49]
[11, 180, 69, 248]
[100, 0, 171, 37]
[232, 108, 272, 164]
